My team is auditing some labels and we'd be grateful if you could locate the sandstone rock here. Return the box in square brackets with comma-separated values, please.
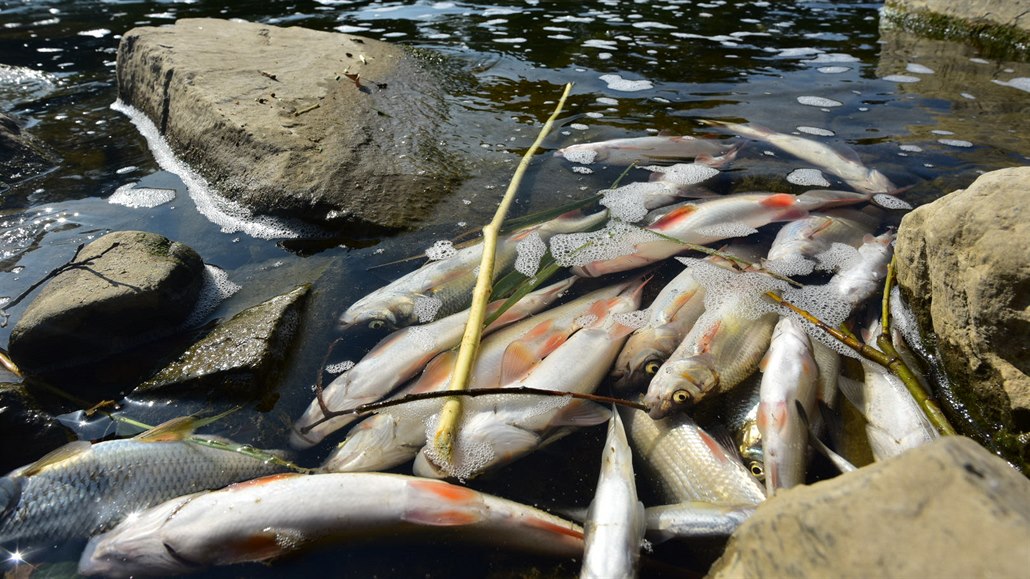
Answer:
[133, 284, 309, 402]
[8, 231, 205, 389]
[895, 167, 1030, 469]
[887, 0, 1030, 32]
[0, 111, 56, 191]
[708, 436, 1030, 579]
[883, 0, 1030, 59]
[116, 18, 466, 233]
[0, 383, 74, 473]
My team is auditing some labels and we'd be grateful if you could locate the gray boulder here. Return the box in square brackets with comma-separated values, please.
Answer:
[707, 436, 1030, 579]
[0, 111, 56, 191]
[133, 284, 310, 403]
[116, 18, 466, 233]
[895, 167, 1030, 472]
[8, 231, 205, 389]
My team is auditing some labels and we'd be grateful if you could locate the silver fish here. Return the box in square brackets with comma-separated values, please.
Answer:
[698, 373, 765, 482]
[0, 420, 286, 547]
[757, 317, 819, 494]
[79, 473, 585, 577]
[618, 407, 766, 505]
[292, 278, 575, 449]
[765, 208, 879, 275]
[706, 120, 897, 194]
[824, 231, 894, 310]
[556, 135, 737, 166]
[580, 409, 646, 579]
[645, 502, 755, 543]
[339, 211, 604, 330]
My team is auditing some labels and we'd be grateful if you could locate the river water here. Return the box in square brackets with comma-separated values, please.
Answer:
[1, 0, 1029, 576]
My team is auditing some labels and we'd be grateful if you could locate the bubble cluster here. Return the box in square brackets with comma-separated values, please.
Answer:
[678, 257, 786, 320]
[182, 265, 242, 327]
[694, 222, 759, 239]
[600, 181, 673, 223]
[599, 74, 654, 92]
[873, 194, 912, 210]
[559, 147, 598, 164]
[786, 168, 830, 187]
[814, 242, 859, 273]
[765, 254, 816, 277]
[408, 325, 439, 353]
[642, 163, 719, 185]
[325, 360, 355, 374]
[108, 183, 176, 208]
[796, 126, 835, 137]
[882, 74, 920, 83]
[906, 63, 934, 74]
[797, 96, 843, 107]
[425, 240, 457, 261]
[514, 231, 546, 277]
[612, 309, 650, 330]
[937, 139, 973, 148]
[550, 220, 660, 267]
[413, 295, 443, 323]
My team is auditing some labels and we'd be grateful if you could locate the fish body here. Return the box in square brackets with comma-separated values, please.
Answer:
[645, 502, 755, 542]
[292, 278, 575, 449]
[580, 410, 645, 579]
[340, 211, 604, 330]
[0, 436, 286, 547]
[78, 473, 584, 577]
[618, 407, 766, 505]
[757, 317, 819, 494]
[765, 209, 879, 274]
[709, 121, 897, 194]
[825, 232, 894, 309]
[556, 135, 736, 166]
[322, 283, 629, 473]
[413, 284, 643, 479]
[698, 373, 764, 481]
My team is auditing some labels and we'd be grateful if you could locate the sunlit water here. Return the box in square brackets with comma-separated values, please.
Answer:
[1, 0, 1029, 576]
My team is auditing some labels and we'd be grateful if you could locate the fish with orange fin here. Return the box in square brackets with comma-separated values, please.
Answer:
[78, 473, 584, 577]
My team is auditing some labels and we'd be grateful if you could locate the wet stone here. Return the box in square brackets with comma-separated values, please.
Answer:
[133, 284, 310, 401]
[0, 383, 74, 474]
[0, 111, 57, 191]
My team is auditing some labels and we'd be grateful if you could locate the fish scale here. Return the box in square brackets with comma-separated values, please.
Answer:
[0, 437, 286, 546]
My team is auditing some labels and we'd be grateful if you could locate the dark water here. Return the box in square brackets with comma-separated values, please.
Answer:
[1, 0, 1029, 576]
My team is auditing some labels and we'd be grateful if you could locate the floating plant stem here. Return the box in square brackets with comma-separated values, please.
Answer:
[432, 83, 574, 460]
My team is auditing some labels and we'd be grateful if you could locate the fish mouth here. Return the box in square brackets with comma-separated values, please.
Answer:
[645, 397, 672, 420]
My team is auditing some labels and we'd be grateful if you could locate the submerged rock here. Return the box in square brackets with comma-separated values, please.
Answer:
[133, 284, 310, 402]
[895, 167, 1030, 472]
[8, 231, 205, 390]
[883, 0, 1030, 60]
[707, 436, 1030, 578]
[0, 111, 57, 191]
[116, 18, 467, 233]
[0, 383, 74, 474]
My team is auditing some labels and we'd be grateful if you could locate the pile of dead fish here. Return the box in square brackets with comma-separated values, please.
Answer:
[0, 122, 944, 578]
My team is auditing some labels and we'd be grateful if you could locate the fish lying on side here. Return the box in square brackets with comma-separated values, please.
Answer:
[413, 281, 644, 480]
[0, 417, 287, 547]
[322, 282, 631, 473]
[764, 208, 879, 275]
[291, 278, 575, 449]
[339, 210, 605, 331]
[78, 473, 585, 577]
[618, 407, 766, 506]
[580, 409, 646, 579]
[703, 120, 898, 194]
[555, 135, 738, 166]
[757, 317, 819, 494]
[645, 502, 756, 543]
[696, 373, 765, 482]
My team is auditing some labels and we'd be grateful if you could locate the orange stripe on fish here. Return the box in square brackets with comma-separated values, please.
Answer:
[525, 516, 585, 541]
[225, 530, 291, 562]
[650, 204, 699, 229]
[226, 473, 303, 490]
[699, 430, 730, 464]
[409, 479, 479, 503]
[760, 193, 797, 208]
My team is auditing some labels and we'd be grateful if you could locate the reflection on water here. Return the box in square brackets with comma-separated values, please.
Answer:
[0, 0, 1029, 576]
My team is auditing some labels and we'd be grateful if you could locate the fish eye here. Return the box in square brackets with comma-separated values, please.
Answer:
[749, 461, 765, 480]
[368, 319, 386, 330]
[672, 390, 690, 404]
[644, 361, 661, 375]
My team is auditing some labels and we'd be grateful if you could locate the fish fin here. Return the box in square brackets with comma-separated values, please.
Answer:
[796, 400, 856, 474]
[650, 204, 699, 229]
[404, 479, 486, 526]
[837, 375, 867, 414]
[708, 423, 741, 458]
[412, 351, 457, 393]
[697, 321, 723, 354]
[134, 407, 240, 442]
[760, 193, 797, 208]
[523, 514, 585, 541]
[500, 341, 545, 385]
[551, 400, 612, 427]
[697, 427, 732, 464]
[20, 440, 92, 476]
[223, 529, 301, 563]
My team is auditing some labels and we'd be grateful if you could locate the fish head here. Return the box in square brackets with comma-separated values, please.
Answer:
[643, 358, 719, 419]
[862, 169, 898, 194]
[338, 291, 417, 332]
[612, 327, 679, 391]
[736, 423, 766, 482]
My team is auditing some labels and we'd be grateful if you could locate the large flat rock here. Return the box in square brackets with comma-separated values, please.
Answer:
[116, 18, 466, 233]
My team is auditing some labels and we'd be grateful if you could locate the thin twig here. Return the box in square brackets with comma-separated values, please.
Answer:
[432, 83, 574, 460]
[313, 337, 346, 420]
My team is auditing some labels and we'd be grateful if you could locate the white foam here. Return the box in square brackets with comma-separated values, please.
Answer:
[992, 77, 1030, 93]
[632, 21, 677, 29]
[584, 39, 618, 50]
[804, 53, 859, 63]
[572, 166, 594, 174]
[599, 74, 654, 92]
[514, 231, 546, 277]
[677, 257, 786, 321]
[182, 264, 242, 327]
[559, 146, 597, 164]
[425, 239, 457, 261]
[817, 66, 850, 74]
[797, 96, 843, 107]
[326, 360, 355, 374]
[938, 139, 973, 148]
[641, 163, 719, 185]
[78, 28, 111, 38]
[765, 254, 815, 277]
[786, 168, 830, 187]
[873, 194, 912, 210]
[813, 242, 859, 273]
[693, 223, 759, 238]
[110, 100, 315, 239]
[108, 183, 176, 208]
[413, 295, 443, 323]
[408, 325, 439, 353]
[550, 220, 660, 267]
[600, 181, 674, 223]
[612, 309, 650, 330]
[899, 144, 923, 152]
[493, 37, 527, 44]
[905, 63, 934, 74]
[796, 126, 834, 137]
[882, 74, 920, 83]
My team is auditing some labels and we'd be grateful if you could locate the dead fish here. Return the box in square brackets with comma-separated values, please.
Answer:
[555, 135, 737, 166]
[292, 278, 575, 449]
[580, 409, 646, 579]
[645, 502, 756, 543]
[78, 473, 584, 577]
[704, 120, 897, 194]
[765, 208, 879, 275]
[0, 417, 287, 547]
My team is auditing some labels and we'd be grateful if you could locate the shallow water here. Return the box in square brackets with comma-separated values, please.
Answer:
[1, 0, 1029, 576]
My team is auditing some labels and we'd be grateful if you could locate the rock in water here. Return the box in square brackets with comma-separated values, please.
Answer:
[707, 437, 1030, 578]
[116, 18, 466, 233]
[8, 231, 205, 390]
[0, 111, 56, 191]
[134, 284, 310, 402]
[894, 166, 1030, 472]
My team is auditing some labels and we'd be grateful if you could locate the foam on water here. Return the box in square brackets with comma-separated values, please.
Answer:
[413, 295, 443, 323]
[906, 63, 934, 74]
[813, 242, 859, 273]
[572, 166, 594, 174]
[600, 181, 673, 223]
[938, 139, 973, 148]
[882, 74, 920, 83]
[182, 264, 242, 327]
[899, 144, 923, 153]
[765, 254, 815, 277]
[641, 163, 719, 185]
[796, 126, 834, 137]
[873, 194, 912, 210]
[786, 168, 830, 187]
[108, 183, 176, 208]
[599, 74, 654, 92]
[425, 239, 457, 261]
[560, 147, 598, 164]
[678, 257, 786, 320]
[797, 96, 843, 107]
[992, 77, 1030, 93]
[693, 222, 759, 238]
[110, 100, 317, 239]
[408, 325, 439, 353]
[326, 360, 355, 374]
[514, 231, 546, 277]
[550, 220, 661, 267]
[779, 284, 860, 358]
[804, 53, 859, 63]
[612, 309, 650, 329]
[817, 66, 850, 74]
[78, 28, 111, 38]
